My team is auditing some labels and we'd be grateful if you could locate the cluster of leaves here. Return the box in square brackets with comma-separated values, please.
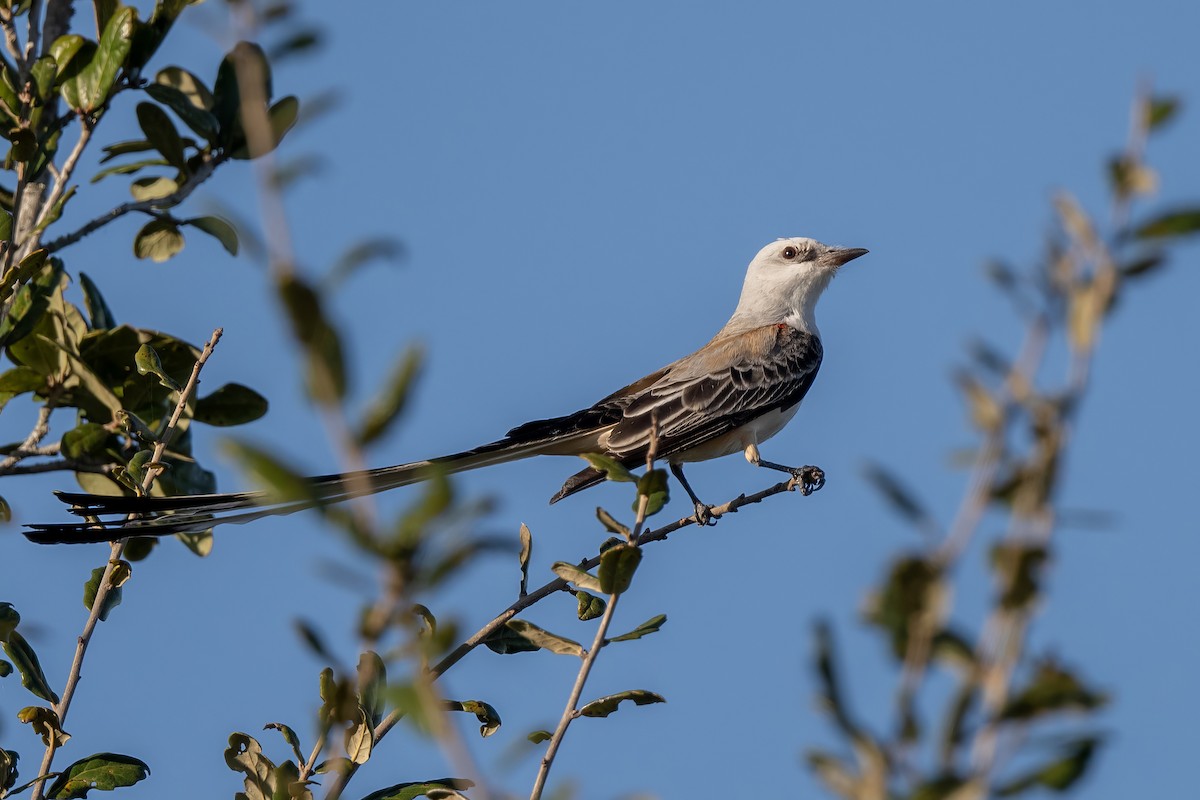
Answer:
[2, 601, 150, 798]
[806, 93, 1199, 799]
[0, 1, 315, 798]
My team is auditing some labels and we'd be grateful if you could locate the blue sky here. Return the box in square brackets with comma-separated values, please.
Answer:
[4, 2, 1200, 798]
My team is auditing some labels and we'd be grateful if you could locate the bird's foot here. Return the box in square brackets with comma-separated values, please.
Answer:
[788, 465, 825, 496]
[692, 501, 717, 527]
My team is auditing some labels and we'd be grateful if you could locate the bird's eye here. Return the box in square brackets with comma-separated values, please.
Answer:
[782, 246, 799, 260]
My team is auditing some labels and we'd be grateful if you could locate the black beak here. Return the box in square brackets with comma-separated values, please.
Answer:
[828, 247, 869, 267]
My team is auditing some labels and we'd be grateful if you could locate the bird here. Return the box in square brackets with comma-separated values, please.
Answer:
[25, 237, 867, 544]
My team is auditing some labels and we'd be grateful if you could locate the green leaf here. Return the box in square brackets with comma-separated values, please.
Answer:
[812, 620, 865, 741]
[6, 127, 37, 164]
[0, 659, 11, 677]
[17, 705, 70, 747]
[134, 342, 179, 389]
[30, 56, 58, 102]
[230, 94, 298, 160]
[49, 34, 87, 80]
[0, 602, 19, 642]
[578, 689, 666, 718]
[263, 722, 305, 765]
[277, 274, 345, 403]
[551, 561, 602, 593]
[37, 333, 124, 418]
[135, 102, 185, 169]
[77, 272, 116, 329]
[598, 544, 641, 595]
[82, 561, 131, 622]
[193, 382, 267, 426]
[99, 138, 154, 161]
[996, 737, 1102, 796]
[0, 258, 63, 347]
[998, 660, 1108, 721]
[359, 779, 475, 800]
[1147, 95, 1179, 131]
[862, 462, 936, 531]
[60, 6, 136, 113]
[183, 215, 238, 256]
[595, 507, 629, 537]
[357, 650, 387, 727]
[505, 619, 584, 657]
[356, 346, 421, 446]
[576, 591, 606, 621]
[0, 747, 16, 793]
[480, 625, 540, 655]
[327, 237, 404, 286]
[0, 366, 46, 412]
[129, 175, 178, 201]
[635, 468, 668, 516]
[45, 753, 149, 799]
[448, 699, 502, 738]
[863, 556, 943, 658]
[609, 613, 666, 642]
[132, 218, 184, 262]
[1133, 208, 1200, 239]
[990, 543, 1048, 611]
[154, 66, 214, 110]
[221, 439, 317, 505]
[3, 630, 59, 703]
[581, 452, 636, 482]
[527, 730, 551, 744]
[1118, 252, 1165, 280]
[61, 422, 115, 460]
[144, 81, 218, 141]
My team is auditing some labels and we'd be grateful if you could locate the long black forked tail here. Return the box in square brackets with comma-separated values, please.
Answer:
[23, 438, 553, 544]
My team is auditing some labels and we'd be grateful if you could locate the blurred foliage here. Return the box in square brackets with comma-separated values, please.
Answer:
[2, 3, 1194, 800]
[807, 90, 1200, 800]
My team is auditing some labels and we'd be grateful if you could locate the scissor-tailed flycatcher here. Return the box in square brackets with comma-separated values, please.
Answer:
[25, 238, 867, 544]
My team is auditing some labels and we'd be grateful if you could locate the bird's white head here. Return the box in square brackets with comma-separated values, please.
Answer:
[724, 237, 868, 336]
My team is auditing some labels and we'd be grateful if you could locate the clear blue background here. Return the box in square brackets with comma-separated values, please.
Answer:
[3, 2, 1199, 798]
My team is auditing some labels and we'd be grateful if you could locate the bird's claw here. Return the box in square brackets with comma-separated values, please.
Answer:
[692, 501, 717, 526]
[788, 465, 825, 496]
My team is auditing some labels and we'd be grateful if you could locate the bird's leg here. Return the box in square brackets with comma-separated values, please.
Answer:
[669, 463, 716, 526]
[744, 444, 825, 496]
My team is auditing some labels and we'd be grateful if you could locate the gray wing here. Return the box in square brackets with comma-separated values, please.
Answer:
[604, 324, 823, 461]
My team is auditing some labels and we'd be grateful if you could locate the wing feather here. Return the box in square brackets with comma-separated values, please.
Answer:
[599, 324, 822, 459]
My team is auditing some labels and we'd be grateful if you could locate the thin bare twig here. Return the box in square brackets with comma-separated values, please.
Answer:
[529, 574, 624, 800]
[29, 328, 224, 800]
[0, 7, 23, 67]
[0, 403, 54, 471]
[530, 440, 659, 800]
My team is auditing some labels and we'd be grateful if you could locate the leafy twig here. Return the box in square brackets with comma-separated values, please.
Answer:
[28, 328, 223, 800]
[26, 116, 93, 247]
[41, 154, 227, 254]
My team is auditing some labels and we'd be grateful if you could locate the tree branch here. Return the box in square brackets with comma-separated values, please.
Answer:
[322, 474, 808, 800]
